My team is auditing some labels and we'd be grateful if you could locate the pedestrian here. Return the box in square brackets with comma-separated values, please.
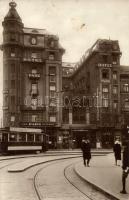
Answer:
[113, 139, 121, 166]
[120, 141, 129, 194]
[81, 138, 91, 167]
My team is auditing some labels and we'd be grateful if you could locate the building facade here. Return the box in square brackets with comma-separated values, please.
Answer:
[1, 2, 129, 149]
[1, 1, 64, 148]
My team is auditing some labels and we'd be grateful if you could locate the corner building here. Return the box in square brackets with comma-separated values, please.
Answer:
[1, 2, 64, 148]
[62, 39, 129, 148]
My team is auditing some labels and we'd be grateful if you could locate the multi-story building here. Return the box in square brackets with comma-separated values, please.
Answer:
[1, 1, 64, 148]
[62, 39, 129, 148]
[1, 1, 129, 149]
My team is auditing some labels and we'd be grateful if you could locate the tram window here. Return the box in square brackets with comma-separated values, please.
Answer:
[0, 133, 2, 141]
[35, 134, 42, 142]
[9, 133, 17, 141]
[27, 133, 34, 142]
[19, 133, 26, 141]
[2, 133, 8, 142]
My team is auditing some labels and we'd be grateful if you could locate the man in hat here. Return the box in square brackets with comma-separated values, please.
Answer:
[120, 141, 129, 194]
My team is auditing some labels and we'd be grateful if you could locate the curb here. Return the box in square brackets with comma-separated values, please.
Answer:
[74, 165, 120, 200]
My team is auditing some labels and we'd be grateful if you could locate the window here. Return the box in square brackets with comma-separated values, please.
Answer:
[9, 133, 17, 141]
[50, 85, 56, 91]
[31, 98, 37, 106]
[113, 101, 118, 109]
[102, 99, 109, 107]
[32, 69, 37, 74]
[113, 86, 118, 94]
[124, 100, 129, 109]
[49, 66, 56, 75]
[112, 54, 117, 64]
[50, 91, 56, 98]
[102, 86, 109, 93]
[102, 69, 109, 79]
[19, 133, 26, 141]
[103, 55, 108, 63]
[49, 52, 55, 60]
[123, 84, 129, 92]
[31, 83, 38, 95]
[32, 115, 37, 122]
[49, 75, 56, 82]
[31, 52, 37, 59]
[11, 80, 15, 89]
[113, 72, 117, 80]
[35, 134, 42, 142]
[11, 64, 15, 73]
[27, 133, 34, 142]
[10, 33, 15, 41]
[49, 115, 56, 122]
[11, 96, 15, 105]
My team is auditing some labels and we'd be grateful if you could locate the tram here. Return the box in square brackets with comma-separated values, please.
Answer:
[0, 127, 49, 154]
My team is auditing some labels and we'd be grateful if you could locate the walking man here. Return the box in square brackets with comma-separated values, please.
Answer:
[120, 141, 129, 194]
[113, 139, 121, 166]
[81, 138, 91, 167]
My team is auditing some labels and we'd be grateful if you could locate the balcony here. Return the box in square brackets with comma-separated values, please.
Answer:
[28, 73, 40, 79]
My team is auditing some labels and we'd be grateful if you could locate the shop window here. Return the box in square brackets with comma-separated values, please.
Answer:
[102, 69, 109, 79]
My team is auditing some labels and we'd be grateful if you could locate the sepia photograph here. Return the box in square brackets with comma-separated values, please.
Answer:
[0, 0, 129, 199]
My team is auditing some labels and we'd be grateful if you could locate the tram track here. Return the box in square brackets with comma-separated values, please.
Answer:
[33, 157, 113, 200]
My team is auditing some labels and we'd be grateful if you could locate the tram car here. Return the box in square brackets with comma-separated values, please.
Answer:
[0, 127, 49, 154]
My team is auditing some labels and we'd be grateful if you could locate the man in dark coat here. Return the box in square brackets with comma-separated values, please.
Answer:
[113, 140, 121, 166]
[81, 138, 91, 167]
[120, 141, 129, 194]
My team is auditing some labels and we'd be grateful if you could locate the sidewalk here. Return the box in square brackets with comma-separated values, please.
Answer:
[75, 153, 129, 200]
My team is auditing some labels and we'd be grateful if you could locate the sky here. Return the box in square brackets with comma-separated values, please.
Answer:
[0, 0, 129, 121]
